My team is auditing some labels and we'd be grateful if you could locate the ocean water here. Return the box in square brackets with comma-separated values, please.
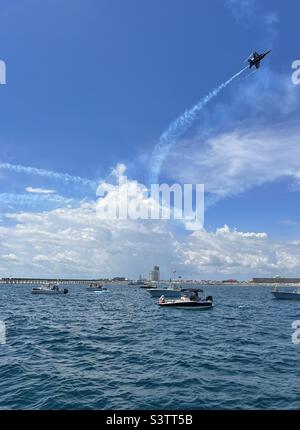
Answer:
[0, 283, 300, 410]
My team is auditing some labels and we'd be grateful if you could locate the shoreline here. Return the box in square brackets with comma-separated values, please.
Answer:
[1, 280, 300, 287]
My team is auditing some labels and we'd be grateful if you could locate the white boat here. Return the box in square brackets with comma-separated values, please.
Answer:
[32, 283, 68, 294]
[158, 289, 213, 309]
[147, 283, 182, 297]
[148, 284, 205, 298]
[86, 283, 107, 292]
[140, 283, 156, 289]
[128, 280, 148, 286]
[272, 287, 300, 300]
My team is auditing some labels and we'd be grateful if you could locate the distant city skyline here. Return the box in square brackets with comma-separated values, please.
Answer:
[0, 0, 300, 280]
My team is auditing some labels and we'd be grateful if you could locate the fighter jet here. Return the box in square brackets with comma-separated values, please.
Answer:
[248, 50, 271, 69]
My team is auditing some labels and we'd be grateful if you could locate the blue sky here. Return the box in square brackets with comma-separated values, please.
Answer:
[0, 0, 299, 279]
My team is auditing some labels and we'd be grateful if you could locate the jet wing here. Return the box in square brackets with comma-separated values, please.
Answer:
[253, 52, 259, 59]
[255, 61, 260, 69]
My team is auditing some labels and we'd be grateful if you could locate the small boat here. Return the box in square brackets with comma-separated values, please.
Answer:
[148, 283, 182, 298]
[272, 287, 300, 300]
[128, 280, 149, 287]
[149, 284, 204, 298]
[158, 289, 213, 309]
[86, 283, 107, 292]
[32, 283, 68, 294]
[140, 283, 156, 289]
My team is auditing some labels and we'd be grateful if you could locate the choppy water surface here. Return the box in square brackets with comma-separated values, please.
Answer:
[0, 284, 300, 409]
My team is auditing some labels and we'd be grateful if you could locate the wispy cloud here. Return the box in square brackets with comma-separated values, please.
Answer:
[0, 162, 97, 189]
[0, 192, 78, 211]
[25, 187, 56, 194]
[165, 123, 300, 205]
[157, 66, 300, 205]
[148, 0, 280, 185]
[226, 0, 279, 44]
[148, 67, 247, 183]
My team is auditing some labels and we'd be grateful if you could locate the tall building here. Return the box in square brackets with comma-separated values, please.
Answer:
[150, 266, 160, 282]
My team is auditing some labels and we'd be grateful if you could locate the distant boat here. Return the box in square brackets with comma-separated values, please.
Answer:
[32, 283, 68, 295]
[86, 283, 107, 292]
[140, 282, 156, 289]
[158, 289, 213, 310]
[128, 280, 149, 287]
[272, 287, 300, 300]
[147, 283, 182, 297]
[148, 283, 205, 298]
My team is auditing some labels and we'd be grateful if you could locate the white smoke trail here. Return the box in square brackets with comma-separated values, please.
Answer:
[243, 69, 256, 80]
[0, 162, 97, 189]
[149, 66, 248, 182]
[0, 192, 76, 207]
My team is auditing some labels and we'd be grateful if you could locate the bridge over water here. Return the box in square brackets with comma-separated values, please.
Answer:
[0, 278, 107, 285]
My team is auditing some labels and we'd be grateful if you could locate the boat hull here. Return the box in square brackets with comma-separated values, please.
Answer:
[159, 301, 213, 309]
[272, 291, 300, 300]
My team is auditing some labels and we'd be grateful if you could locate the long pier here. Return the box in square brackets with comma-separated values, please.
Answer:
[0, 278, 106, 285]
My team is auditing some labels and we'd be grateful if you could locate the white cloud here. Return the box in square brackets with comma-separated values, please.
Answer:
[111, 163, 127, 178]
[0, 202, 177, 278]
[1, 167, 300, 280]
[175, 225, 300, 277]
[2, 253, 19, 261]
[1, 198, 300, 279]
[25, 187, 56, 194]
[165, 123, 300, 204]
[159, 68, 300, 205]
